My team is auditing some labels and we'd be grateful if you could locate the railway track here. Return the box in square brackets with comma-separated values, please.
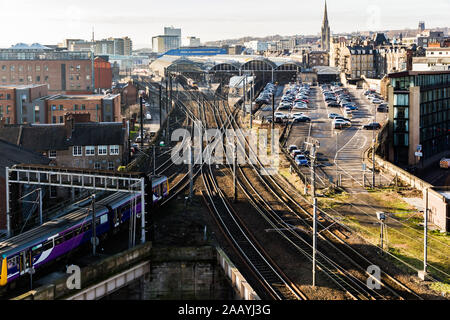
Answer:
[204, 88, 423, 300]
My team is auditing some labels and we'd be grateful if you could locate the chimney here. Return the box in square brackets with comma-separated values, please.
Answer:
[64, 114, 75, 140]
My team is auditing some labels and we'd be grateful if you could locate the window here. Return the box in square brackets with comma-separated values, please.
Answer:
[98, 145, 107, 155]
[73, 104, 78, 110]
[49, 150, 56, 158]
[81, 104, 86, 110]
[108, 162, 115, 171]
[10, 65, 14, 71]
[44, 65, 48, 71]
[36, 76, 40, 82]
[6, 105, 10, 114]
[94, 162, 101, 170]
[44, 76, 48, 81]
[85, 146, 95, 156]
[59, 105, 64, 110]
[73, 146, 82, 156]
[59, 116, 63, 123]
[34, 105, 40, 122]
[1, 65, 5, 71]
[110, 145, 119, 155]
[18, 65, 23, 72]
[36, 65, 40, 72]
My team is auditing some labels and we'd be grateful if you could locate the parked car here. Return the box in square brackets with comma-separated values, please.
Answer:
[295, 154, 309, 166]
[327, 102, 340, 107]
[291, 150, 304, 158]
[293, 115, 311, 123]
[363, 122, 381, 130]
[372, 99, 383, 104]
[288, 145, 298, 153]
[328, 113, 341, 119]
[333, 119, 351, 129]
[377, 103, 388, 112]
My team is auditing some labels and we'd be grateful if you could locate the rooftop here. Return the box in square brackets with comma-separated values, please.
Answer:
[46, 93, 120, 101]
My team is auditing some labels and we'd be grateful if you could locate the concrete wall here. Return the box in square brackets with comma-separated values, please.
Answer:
[12, 242, 152, 300]
[147, 246, 232, 300]
[373, 154, 448, 231]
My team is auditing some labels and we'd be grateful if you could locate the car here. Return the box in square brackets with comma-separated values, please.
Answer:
[288, 145, 298, 153]
[293, 103, 307, 110]
[145, 113, 152, 120]
[293, 115, 311, 123]
[145, 103, 150, 108]
[327, 102, 340, 107]
[363, 122, 381, 130]
[344, 104, 358, 111]
[295, 154, 309, 166]
[333, 119, 351, 129]
[377, 103, 388, 112]
[328, 113, 341, 119]
[291, 112, 305, 118]
[291, 150, 304, 158]
[335, 116, 352, 123]
[372, 99, 383, 104]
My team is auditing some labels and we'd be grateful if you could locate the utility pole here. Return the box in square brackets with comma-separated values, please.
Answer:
[312, 197, 317, 287]
[311, 143, 316, 198]
[234, 139, 237, 203]
[153, 145, 156, 176]
[189, 141, 193, 200]
[250, 72, 254, 129]
[91, 195, 97, 256]
[423, 188, 429, 278]
[243, 74, 247, 117]
[139, 96, 144, 151]
[159, 81, 162, 128]
[272, 85, 275, 131]
[166, 72, 170, 146]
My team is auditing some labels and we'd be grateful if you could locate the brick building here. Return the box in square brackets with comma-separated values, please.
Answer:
[0, 44, 93, 94]
[94, 56, 113, 90]
[46, 93, 121, 123]
[0, 113, 128, 172]
[0, 84, 48, 124]
[0, 44, 114, 95]
[112, 81, 138, 107]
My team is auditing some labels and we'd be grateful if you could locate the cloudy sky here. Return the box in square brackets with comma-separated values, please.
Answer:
[0, 0, 448, 49]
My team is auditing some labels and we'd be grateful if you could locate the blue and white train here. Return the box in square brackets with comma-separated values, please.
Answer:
[0, 175, 169, 287]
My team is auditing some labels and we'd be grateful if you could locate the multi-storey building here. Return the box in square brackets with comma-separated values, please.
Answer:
[340, 45, 375, 80]
[0, 84, 48, 124]
[0, 44, 93, 94]
[308, 51, 329, 67]
[375, 45, 411, 77]
[46, 93, 121, 124]
[386, 70, 450, 166]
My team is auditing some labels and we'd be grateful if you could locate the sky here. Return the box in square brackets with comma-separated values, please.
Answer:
[0, 0, 448, 49]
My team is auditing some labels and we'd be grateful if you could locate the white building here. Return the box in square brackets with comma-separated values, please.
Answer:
[187, 37, 201, 47]
[152, 35, 180, 53]
[412, 57, 450, 71]
[244, 40, 269, 53]
[426, 47, 450, 57]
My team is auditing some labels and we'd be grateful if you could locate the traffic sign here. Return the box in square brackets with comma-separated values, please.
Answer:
[417, 145, 422, 152]
[415, 152, 423, 157]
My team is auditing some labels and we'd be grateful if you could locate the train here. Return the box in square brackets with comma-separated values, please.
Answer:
[0, 175, 169, 287]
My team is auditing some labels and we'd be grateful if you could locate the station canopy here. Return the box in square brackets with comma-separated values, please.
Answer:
[149, 54, 303, 75]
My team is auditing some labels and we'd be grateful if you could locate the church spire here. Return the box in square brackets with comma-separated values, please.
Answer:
[323, 0, 328, 25]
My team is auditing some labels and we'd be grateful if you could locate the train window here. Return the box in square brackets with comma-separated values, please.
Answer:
[64, 231, 75, 241]
[54, 235, 65, 246]
[7, 256, 18, 268]
[32, 244, 43, 256]
[162, 181, 168, 193]
[42, 240, 53, 251]
[100, 214, 108, 224]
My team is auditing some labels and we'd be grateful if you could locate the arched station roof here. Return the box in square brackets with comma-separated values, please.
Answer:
[149, 54, 304, 75]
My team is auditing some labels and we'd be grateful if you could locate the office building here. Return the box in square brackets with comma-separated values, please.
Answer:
[386, 70, 450, 166]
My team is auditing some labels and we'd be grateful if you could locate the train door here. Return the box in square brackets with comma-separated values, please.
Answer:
[18, 250, 32, 275]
